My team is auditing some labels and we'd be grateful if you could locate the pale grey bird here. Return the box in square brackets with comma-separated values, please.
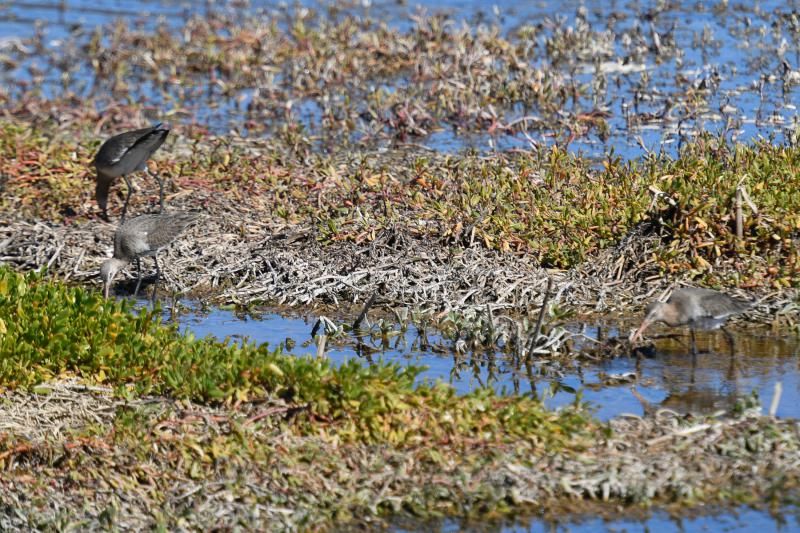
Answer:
[100, 212, 200, 299]
[94, 123, 170, 222]
[629, 287, 753, 354]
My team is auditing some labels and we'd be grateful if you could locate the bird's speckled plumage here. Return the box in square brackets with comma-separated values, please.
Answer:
[100, 212, 200, 299]
[113, 212, 200, 260]
[630, 287, 753, 353]
[678, 288, 751, 324]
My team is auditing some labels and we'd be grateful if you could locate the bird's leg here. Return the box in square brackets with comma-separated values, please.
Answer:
[721, 326, 736, 357]
[148, 168, 165, 213]
[689, 327, 702, 383]
[121, 175, 133, 223]
[722, 326, 738, 380]
[151, 254, 161, 303]
[133, 258, 143, 297]
[726, 349, 738, 381]
[524, 358, 538, 401]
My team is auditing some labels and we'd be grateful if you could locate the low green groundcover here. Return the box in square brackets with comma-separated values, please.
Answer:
[0, 267, 590, 447]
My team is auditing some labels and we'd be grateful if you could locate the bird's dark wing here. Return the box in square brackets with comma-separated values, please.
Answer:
[697, 291, 752, 319]
[140, 212, 200, 250]
[94, 124, 169, 167]
[124, 125, 169, 166]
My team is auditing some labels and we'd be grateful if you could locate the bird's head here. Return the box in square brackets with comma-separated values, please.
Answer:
[100, 258, 127, 299]
[629, 301, 666, 343]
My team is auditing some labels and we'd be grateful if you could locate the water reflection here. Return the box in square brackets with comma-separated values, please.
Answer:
[393, 505, 800, 532]
[632, 330, 798, 415]
[176, 305, 800, 421]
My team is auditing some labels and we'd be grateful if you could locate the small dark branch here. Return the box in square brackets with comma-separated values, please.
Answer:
[630, 386, 655, 417]
[525, 358, 538, 400]
[532, 277, 554, 339]
[485, 303, 494, 345]
[352, 289, 380, 331]
[735, 186, 743, 240]
[526, 277, 554, 358]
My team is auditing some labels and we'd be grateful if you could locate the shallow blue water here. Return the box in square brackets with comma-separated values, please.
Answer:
[175, 305, 800, 530]
[416, 506, 800, 532]
[7, 0, 800, 528]
[3, 0, 800, 158]
[177, 306, 800, 421]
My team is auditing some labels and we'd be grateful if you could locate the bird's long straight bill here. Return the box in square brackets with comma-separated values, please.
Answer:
[629, 319, 652, 343]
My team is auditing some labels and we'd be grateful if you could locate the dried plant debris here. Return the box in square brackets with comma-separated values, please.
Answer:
[2, 2, 800, 529]
[0, 269, 795, 529]
[0, 381, 797, 530]
[1, 122, 799, 329]
[2, 1, 800, 155]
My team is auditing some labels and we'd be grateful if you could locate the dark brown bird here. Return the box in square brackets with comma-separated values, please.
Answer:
[630, 287, 752, 354]
[94, 123, 170, 222]
[100, 212, 200, 299]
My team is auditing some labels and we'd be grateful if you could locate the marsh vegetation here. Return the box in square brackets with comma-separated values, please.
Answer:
[1, 0, 800, 530]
